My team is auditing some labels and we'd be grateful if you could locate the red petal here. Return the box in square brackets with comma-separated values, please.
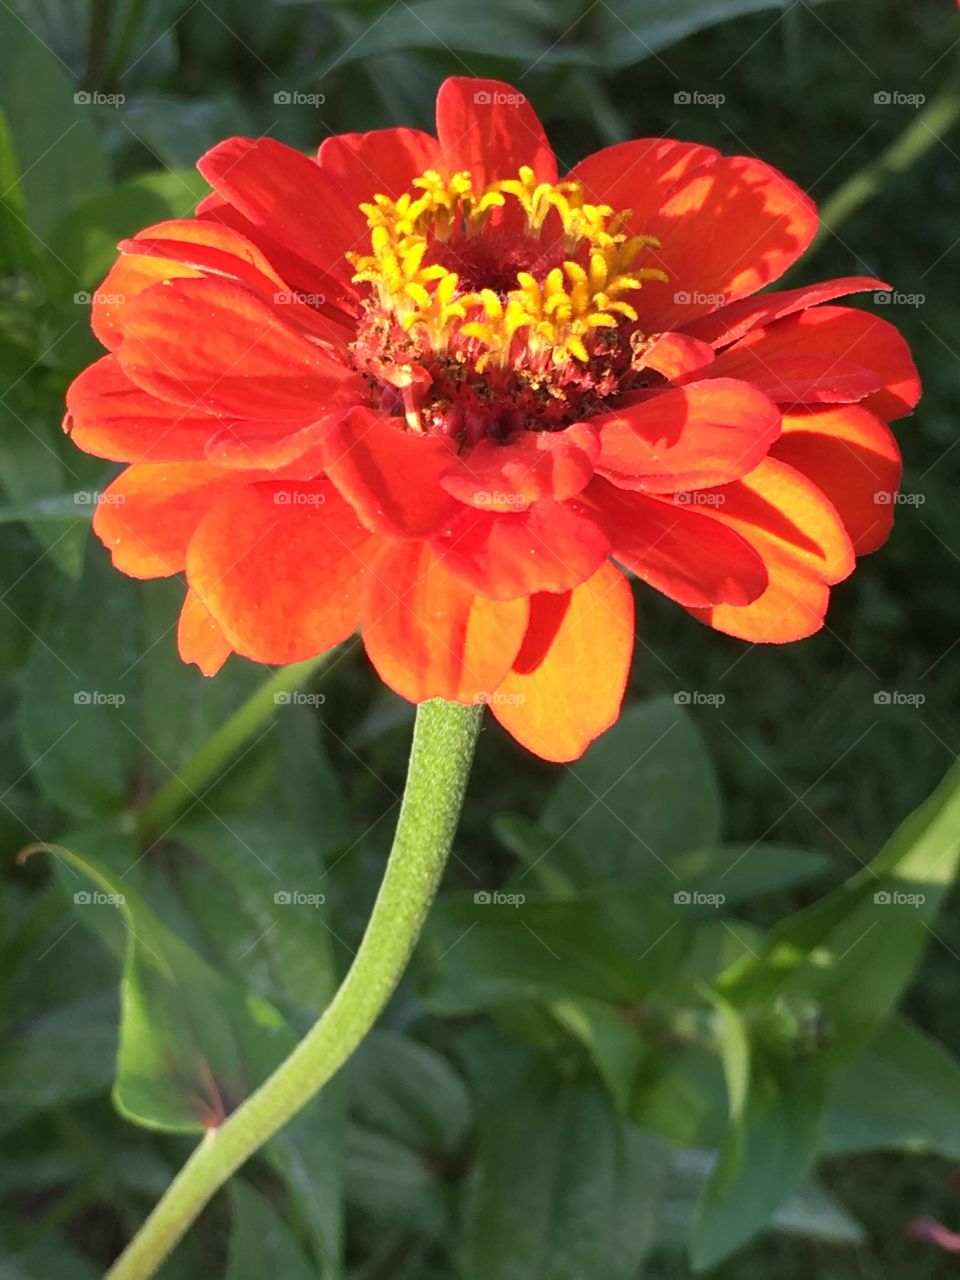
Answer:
[187, 477, 375, 664]
[362, 540, 529, 703]
[634, 331, 715, 382]
[585, 477, 768, 607]
[322, 407, 461, 536]
[65, 355, 217, 462]
[440, 422, 599, 510]
[708, 353, 882, 405]
[490, 562, 634, 762]
[197, 137, 361, 293]
[204, 418, 333, 471]
[682, 276, 889, 348]
[119, 220, 350, 348]
[772, 404, 901, 553]
[92, 462, 248, 578]
[433, 499, 610, 600]
[435, 77, 557, 189]
[178, 589, 232, 676]
[318, 127, 439, 205]
[708, 304, 921, 422]
[196, 191, 358, 325]
[568, 138, 719, 233]
[91, 253, 202, 352]
[633, 155, 818, 331]
[594, 378, 781, 493]
[118, 277, 357, 419]
[688, 458, 855, 642]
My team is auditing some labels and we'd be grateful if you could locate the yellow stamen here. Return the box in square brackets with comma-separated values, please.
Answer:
[349, 166, 667, 366]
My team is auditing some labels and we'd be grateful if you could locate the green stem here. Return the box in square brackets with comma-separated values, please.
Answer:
[811, 57, 960, 252]
[137, 649, 337, 843]
[108, 698, 483, 1280]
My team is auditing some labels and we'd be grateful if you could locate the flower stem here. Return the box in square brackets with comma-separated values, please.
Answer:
[108, 697, 483, 1280]
[137, 649, 339, 843]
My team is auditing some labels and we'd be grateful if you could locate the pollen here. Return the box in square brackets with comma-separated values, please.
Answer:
[349, 165, 666, 371]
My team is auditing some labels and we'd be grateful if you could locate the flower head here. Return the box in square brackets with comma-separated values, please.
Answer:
[65, 77, 919, 761]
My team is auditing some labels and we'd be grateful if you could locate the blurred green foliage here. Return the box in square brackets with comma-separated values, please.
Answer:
[1, 0, 960, 1276]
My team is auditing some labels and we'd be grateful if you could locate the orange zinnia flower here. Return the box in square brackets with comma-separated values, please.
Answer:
[65, 77, 918, 761]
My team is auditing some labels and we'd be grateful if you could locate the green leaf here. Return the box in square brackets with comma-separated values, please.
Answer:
[719, 756, 960, 1062]
[226, 1180, 318, 1280]
[672, 843, 830, 905]
[462, 1054, 666, 1280]
[0, 991, 116, 1127]
[658, 1149, 865, 1250]
[424, 888, 684, 1013]
[540, 697, 722, 884]
[348, 1029, 472, 1155]
[330, 0, 551, 64]
[345, 1125, 450, 1240]
[691, 1055, 827, 1270]
[20, 550, 143, 815]
[0, 7, 109, 235]
[549, 997, 644, 1112]
[823, 1015, 960, 1160]
[49, 170, 208, 290]
[40, 833, 295, 1132]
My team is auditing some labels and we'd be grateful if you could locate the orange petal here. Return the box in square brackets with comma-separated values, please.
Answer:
[490, 562, 634, 762]
[689, 458, 855, 642]
[440, 422, 600, 510]
[362, 540, 529, 703]
[118, 277, 357, 419]
[772, 404, 901, 554]
[318, 127, 440, 205]
[435, 77, 557, 189]
[568, 138, 719, 234]
[187, 477, 375, 665]
[178, 589, 232, 676]
[92, 462, 249, 578]
[594, 378, 781, 493]
[634, 155, 818, 332]
[65, 355, 218, 462]
[711, 305, 920, 422]
[432, 499, 610, 600]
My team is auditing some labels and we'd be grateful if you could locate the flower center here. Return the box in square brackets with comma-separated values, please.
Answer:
[348, 166, 666, 440]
